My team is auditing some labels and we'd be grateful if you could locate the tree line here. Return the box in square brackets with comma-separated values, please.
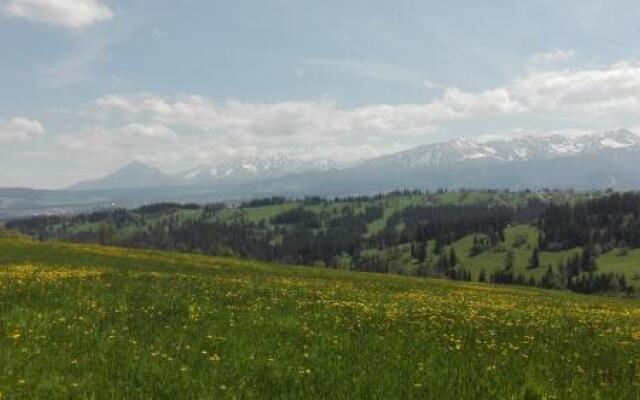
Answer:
[5, 191, 640, 296]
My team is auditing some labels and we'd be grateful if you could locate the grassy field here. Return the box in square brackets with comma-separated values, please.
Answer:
[448, 225, 581, 280]
[210, 195, 425, 237]
[444, 225, 640, 287]
[1, 238, 640, 399]
[364, 225, 584, 281]
[365, 195, 425, 235]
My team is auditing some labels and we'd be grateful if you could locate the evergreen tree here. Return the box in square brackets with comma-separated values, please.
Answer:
[504, 249, 515, 272]
[619, 274, 628, 291]
[568, 254, 582, 278]
[437, 252, 450, 272]
[470, 235, 485, 256]
[416, 242, 427, 263]
[529, 247, 540, 269]
[478, 269, 487, 283]
[417, 260, 430, 277]
[434, 237, 444, 255]
[449, 247, 458, 267]
[581, 245, 598, 273]
[539, 265, 556, 288]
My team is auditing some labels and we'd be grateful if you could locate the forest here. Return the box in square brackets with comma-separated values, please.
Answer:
[5, 189, 638, 295]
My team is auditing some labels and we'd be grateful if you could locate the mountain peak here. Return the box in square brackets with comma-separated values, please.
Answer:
[111, 160, 162, 175]
[69, 161, 178, 191]
[121, 160, 153, 170]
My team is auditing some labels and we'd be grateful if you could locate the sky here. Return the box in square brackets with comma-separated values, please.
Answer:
[4, 0, 640, 188]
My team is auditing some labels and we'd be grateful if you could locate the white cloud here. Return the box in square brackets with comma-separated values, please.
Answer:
[1, 0, 113, 29]
[0, 116, 45, 143]
[62, 60, 640, 170]
[89, 89, 520, 141]
[477, 128, 593, 143]
[121, 123, 177, 139]
[511, 61, 640, 113]
[528, 49, 576, 67]
[439, 87, 525, 116]
[70, 88, 525, 170]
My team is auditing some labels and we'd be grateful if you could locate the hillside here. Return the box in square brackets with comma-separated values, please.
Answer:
[1, 238, 639, 399]
[8, 189, 640, 295]
[6, 190, 640, 295]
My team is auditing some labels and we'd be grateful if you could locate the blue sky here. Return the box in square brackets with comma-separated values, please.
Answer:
[3, 0, 640, 188]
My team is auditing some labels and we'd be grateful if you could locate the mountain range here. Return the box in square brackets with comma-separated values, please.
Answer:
[70, 156, 334, 190]
[5, 128, 640, 218]
[69, 128, 640, 193]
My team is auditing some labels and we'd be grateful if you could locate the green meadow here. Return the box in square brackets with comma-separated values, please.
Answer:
[1, 238, 640, 399]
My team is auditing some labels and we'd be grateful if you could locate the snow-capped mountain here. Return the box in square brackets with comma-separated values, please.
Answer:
[69, 129, 640, 192]
[178, 156, 334, 184]
[363, 129, 640, 170]
[252, 129, 640, 194]
[69, 156, 335, 190]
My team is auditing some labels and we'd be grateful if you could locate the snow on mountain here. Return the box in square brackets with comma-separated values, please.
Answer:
[69, 129, 640, 192]
[178, 155, 335, 184]
[364, 129, 640, 170]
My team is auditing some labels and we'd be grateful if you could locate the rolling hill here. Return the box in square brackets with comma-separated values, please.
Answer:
[1, 237, 639, 399]
[6, 189, 640, 293]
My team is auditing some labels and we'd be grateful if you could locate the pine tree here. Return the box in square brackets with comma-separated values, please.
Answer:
[437, 252, 450, 272]
[470, 235, 484, 256]
[529, 247, 540, 269]
[434, 237, 444, 255]
[565, 254, 581, 280]
[416, 242, 427, 263]
[581, 245, 598, 273]
[618, 274, 628, 291]
[417, 260, 430, 277]
[449, 248, 458, 267]
[504, 249, 515, 272]
[539, 264, 555, 288]
[478, 269, 487, 283]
